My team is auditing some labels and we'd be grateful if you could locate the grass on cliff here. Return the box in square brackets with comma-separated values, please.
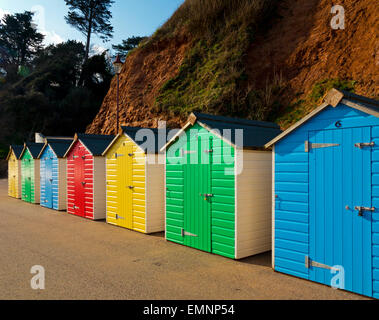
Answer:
[151, 0, 279, 120]
[275, 78, 356, 129]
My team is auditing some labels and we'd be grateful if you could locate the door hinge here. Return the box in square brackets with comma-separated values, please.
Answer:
[181, 229, 198, 237]
[305, 256, 339, 271]
[354, 206, 375, 216]
[305, 141, 340, 152]
[355, 142, 375, 149]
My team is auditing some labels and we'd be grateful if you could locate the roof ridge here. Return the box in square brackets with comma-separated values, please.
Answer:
[192, 112, 280, 129]
[341, 90, 379, 107]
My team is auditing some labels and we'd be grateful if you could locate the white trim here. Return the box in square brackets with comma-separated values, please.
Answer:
[272, 145, 275, 269]
[197, 121, 236, 148]
[145, 155, 148, 232]
[161, 121, 192, 152]
[164, 150, 167, 240]
[341, 98, 379, 118]
[265, 103, 329, 148]
[102, 133, 121, 156]
[234, 147, 238, 259]
[63, 137, 78, 158]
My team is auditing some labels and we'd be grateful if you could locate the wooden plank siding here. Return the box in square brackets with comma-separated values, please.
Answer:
[371, 126, 379, 299]
[58, 158, 67, 210]
[66, 141, 95, 219]
[146, 153, 165, 233]
[273, 104, 379, 298]
[235, 150, 272, 259]
[8, 152, 21, 198]
[93, 156, 106, 220]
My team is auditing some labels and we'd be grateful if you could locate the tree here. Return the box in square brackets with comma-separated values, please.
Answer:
[112, 36, 147, 59]
[64, 0, 114, 64]
[0, 40, 113, 147]
[0, 11, 44, 78]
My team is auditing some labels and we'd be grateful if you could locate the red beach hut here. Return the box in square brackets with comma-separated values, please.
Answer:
[64, 134, 114, 220]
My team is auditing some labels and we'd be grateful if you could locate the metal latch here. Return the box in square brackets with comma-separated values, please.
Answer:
[115, 214, 125, 220]
[355, 142, 375, 149]
[181, 150, 196, 156]
[305, 256, 339, 271]
[354, 206, 375, 217]
[181, 229, 198, 237]
[204, 149, 213, 153]
[73, 156, 79, 159]
[73, 205, 79, 210]
[305, 141, 340, 152]
[128, 153, 134, 157]
[128, 186, 134, 189]
[115, 153, 124, 158]
[81, 182, 86, 186]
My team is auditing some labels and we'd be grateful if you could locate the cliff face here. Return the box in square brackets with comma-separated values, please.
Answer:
[87, 35, 190, 134]
[87, 0, 378, 134]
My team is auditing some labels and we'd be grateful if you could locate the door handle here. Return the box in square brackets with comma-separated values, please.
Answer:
[354, 206, 375, 216]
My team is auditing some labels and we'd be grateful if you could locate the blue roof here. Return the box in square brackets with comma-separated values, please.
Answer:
[191, 112, 282, 148]
[39, 138, 74, 158]
[77, 134, 115, 156]
[23, 143, 45, 159]
[9, 145, 24, 159]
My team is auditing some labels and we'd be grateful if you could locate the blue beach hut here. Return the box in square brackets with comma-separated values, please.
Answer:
[265, 89, 379, 299]
[38, 138, 73, 210]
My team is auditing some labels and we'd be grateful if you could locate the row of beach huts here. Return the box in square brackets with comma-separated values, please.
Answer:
[6, 89, 379, 299]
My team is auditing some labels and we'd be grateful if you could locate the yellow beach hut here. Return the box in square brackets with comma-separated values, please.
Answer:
[6, 145, 24, 198]
[103, 126, 167, 234]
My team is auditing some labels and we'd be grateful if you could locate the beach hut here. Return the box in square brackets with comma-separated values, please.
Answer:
[64, 134, 114, 220]
[161, 112, 281, 259]
[38, 138, 73, 210]
[6, 145, 24, 198]
[103, 126, 167, 233]
[20, 143, 44, 204]
[265, 89, 379, 299]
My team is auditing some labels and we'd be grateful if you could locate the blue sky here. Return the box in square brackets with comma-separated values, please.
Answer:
[0, 0, 184, 53]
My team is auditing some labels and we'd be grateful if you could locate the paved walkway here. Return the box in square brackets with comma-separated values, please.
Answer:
[0, 180, 367, 300]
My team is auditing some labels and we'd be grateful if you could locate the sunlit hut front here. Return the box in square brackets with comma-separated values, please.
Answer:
[265, 89, 379, 299]
[161, 113, 282, 259]
[103, 126, 167, 233]
[64, 134, 114, 220]
[6, 145, 24, 199]
[38, 138, 73, 211]
[20, 143, 45, 204]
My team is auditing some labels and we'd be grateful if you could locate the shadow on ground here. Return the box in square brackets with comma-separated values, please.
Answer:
[239, 251, 272, 267]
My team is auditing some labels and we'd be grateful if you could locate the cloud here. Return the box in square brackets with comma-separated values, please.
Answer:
[31, 5, 65, 45]
[0, 8, 11, 20]
[90, 44, 108, 56]
[42, 30, 65, 45]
